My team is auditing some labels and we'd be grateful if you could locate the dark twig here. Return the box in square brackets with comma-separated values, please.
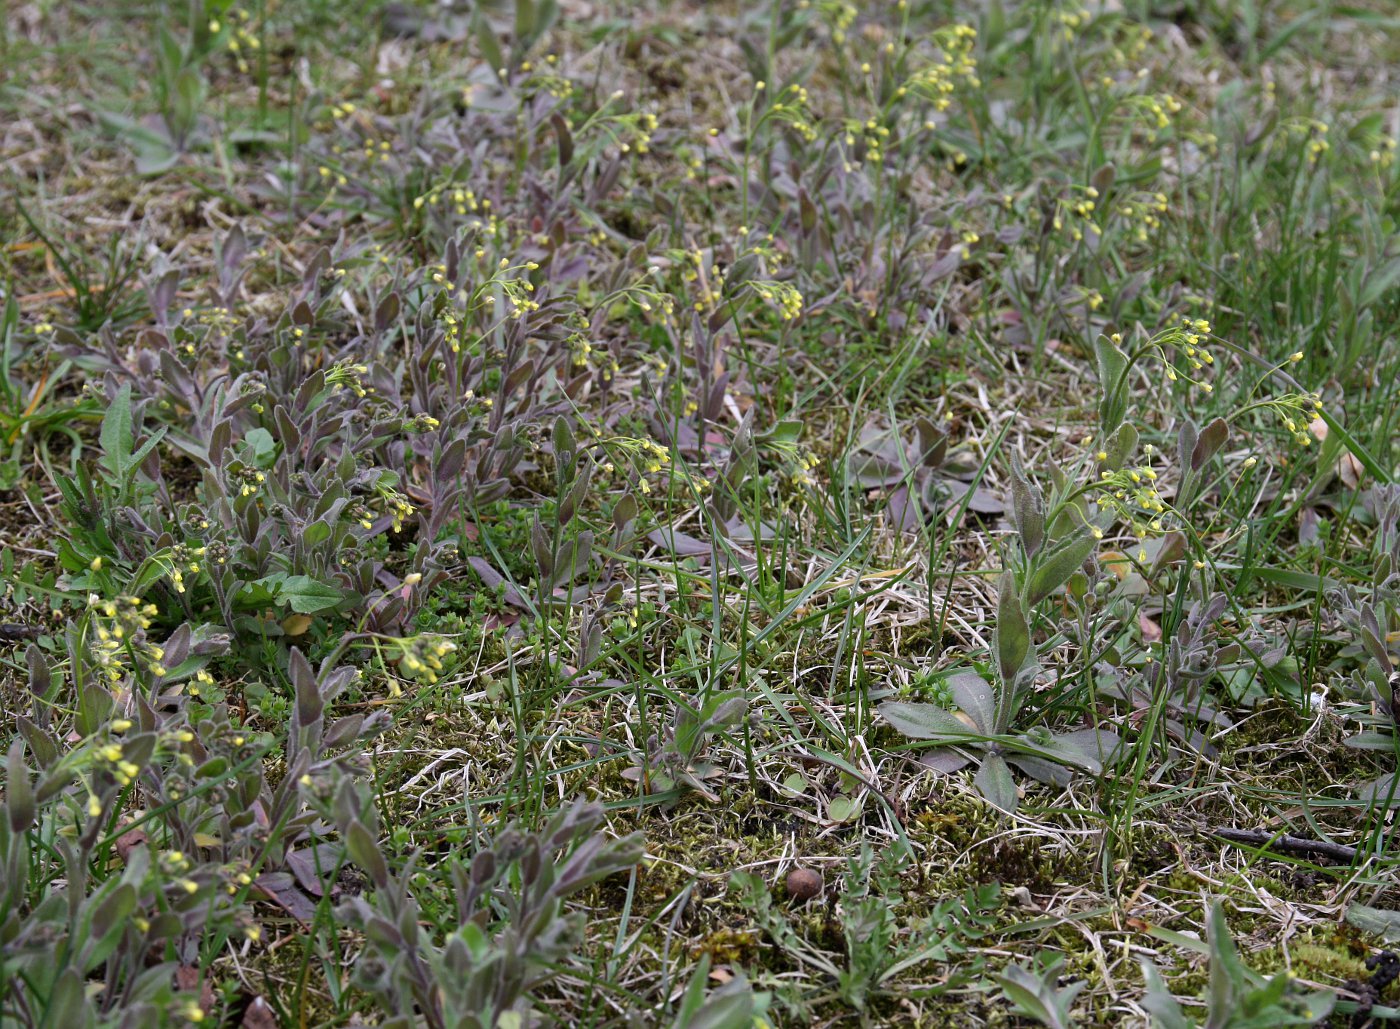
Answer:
[1211, 827, 1360, 865]
[0, 623, 42, 643]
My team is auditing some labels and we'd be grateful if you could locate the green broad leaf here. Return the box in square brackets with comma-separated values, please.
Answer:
[974, 753, 1018, 812]
[1358, 773, 1400, 806]
[1008, 454, 1045, 557]
[89, 882, 138, 941]
[303, 521, 333, 547]
[99, 383, 135, 479]
[43, 968, 90, 1029]
[1093, 333, 1130, 436]
[1342, 731, 1397, 751]
[130, 549, 181, 596]
[125, 425, 167, 479]
[1190, 417, 1229, 472]
[879, 701, 980, 740]
[1006, 752, 1074, 787]
[473, 8, 505, 76]
[1025, 528, 1097, 606]
[827, 794, 859, 823]
[995, 571, 1030, 687]
[1345, 902, 1400, 941]
[1206, 901, 1248, 1011]
[346, 818, 389, 889]
[1101, 422, 1137, 472]
[1006, 733, 1102, 775]
[233, 578, 279, 609]
[265, 574, 346, 614]
[1139, 961, 1194, 1029]
[172, 66, 206, 135]
[946, 670, 996, 734]
[758, 419, 804, 444]
[6, 742, 34, 831]
[243, 427, 278, 466]
[995, 977, 1057, 1028]
[1359, 253, 1400, 309]
[84, 884, 139, 973]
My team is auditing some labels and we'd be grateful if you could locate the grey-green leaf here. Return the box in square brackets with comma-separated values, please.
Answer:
[879, 701, 979, 741]
[1093, 334, 1131, 437]
[1026, 528, 1098, 606]
[996, 571, 1030, 687]
[974, 753, 1018, 812]
[346, 819, 389, 889]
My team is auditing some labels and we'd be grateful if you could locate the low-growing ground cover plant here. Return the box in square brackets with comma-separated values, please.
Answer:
[3, 0, 1400, 1025]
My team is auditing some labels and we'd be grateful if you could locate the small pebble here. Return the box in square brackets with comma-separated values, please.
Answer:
[786, 867, 822, 901]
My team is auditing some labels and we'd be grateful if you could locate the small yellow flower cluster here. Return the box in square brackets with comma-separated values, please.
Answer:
[567, 332, 595, 368]
[1134, 322, 1216, 395]
[764, 85, 817, 143]
[751, 279, 804, 321]
[901, 25, 979, 111]
[499, 275, 541, 319]
[87, 594, 161, 684]
[789, 449, 822, 488]
[519, 58, 574, 100]
[1094, 459, 1168, 548]
[1052, 186, 1103, 242]
[361, 137, 393, 165]
[679, 247, 725, 311]
[1251, 385, 1325, 448]
[637, 438, 671, 474]
[736, 231, 786, 270]
[396, 635, 457, 685]
[1055, 6, 1091, 41]
[1370, 136, 1397, 168]
[1071, 286, 1104, 311]
[1106, 23, 1155, 69]
[596, 276, 675, 326]
[325, 360, 371, 398]
[192, 305, 239, 332]
[439, 300, 468, 355]
[415, 186, 484, 218]
[159, 849, 191, 875]
[203, 541, 229, 568]
[842, 117, 891, 165]
[212, 9, 260, 75]
[164, 542, 206, 595]
[1117, 191, 1169, 243]
[1283, 118, 1330, 163]
[235, 467, 266, 499]
[186, 668, 216, 697]
[329, 100, 357, 121]
[221, 864, 255, 898]
[371, 485, 415, 533]
[814, 0, 857, 45]
[1119, 92, 1183, 140]
[460, 388, 493, 412]
[595, 435, 671, 495]
[591, 104, 660, 158]
[97, 740, 143, 787]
